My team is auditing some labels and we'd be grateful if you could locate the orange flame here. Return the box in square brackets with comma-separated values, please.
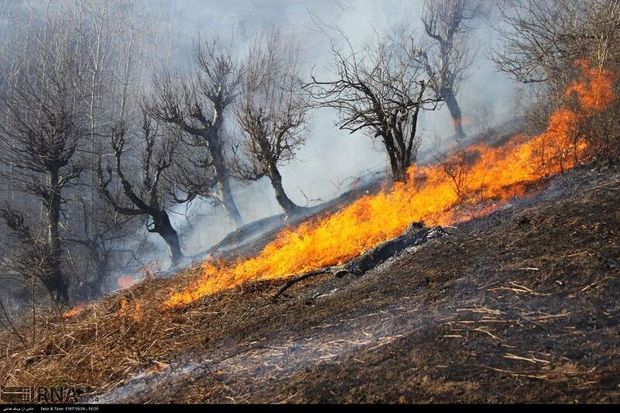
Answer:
[165, 61, 614, 308]
[118, 297, 143, 321]
[63, 303, 86, 318]
[565, 59, 615, 112]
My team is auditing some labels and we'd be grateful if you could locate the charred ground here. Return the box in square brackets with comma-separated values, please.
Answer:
[0, 165, 618, 403]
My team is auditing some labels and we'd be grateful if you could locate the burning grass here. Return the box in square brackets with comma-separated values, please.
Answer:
[0, 269, 219, 393]
[165, 60, 615, 308]
[0, 60, 616, 402]
[0, 165, 617, 402]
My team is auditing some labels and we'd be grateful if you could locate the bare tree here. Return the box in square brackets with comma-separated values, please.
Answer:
[63, 196, 140, 298]
[493, 0, 620, 158]
[307, 31, 441, 183]
[493, 0, 620, 87]
[0, 20, 89, 304]
[146, 37, 244, 228]
[0, 207, 66, 308]
[418, 0, 481, 142]
[61, 0, 149, 299]
[97, 113, 195, 265]
[232, 29, 310, 214]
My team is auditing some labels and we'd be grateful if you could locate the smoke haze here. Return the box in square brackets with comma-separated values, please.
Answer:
[0, 0, 519, 269]
[141, 0, 518, 260]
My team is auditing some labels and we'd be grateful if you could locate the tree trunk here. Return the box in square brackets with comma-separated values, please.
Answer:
[153, 212, 184, 265]
[386, 147, 410, 183]
[386, 147, 402, 183]
[87, 247, 109, 299]
[392, 163, 408, 183]
[47, 169, 69, 304]
[211, 145, 243, 228]
[444, 91, 465, 142]
[383, 137, 407, 183]
[268, 165, 300, 215]
[217, 175, 243, 228]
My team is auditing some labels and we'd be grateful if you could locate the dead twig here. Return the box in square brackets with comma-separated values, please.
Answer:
[504, 352, 550, 364]
[271, 267, 335, 302]
[0, 297, 28, 348]
[479, 365, 553, 381]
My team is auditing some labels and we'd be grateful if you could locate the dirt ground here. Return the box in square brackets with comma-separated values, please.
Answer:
[0, 165, 618, 404]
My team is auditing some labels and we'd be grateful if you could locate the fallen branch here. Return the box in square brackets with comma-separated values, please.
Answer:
[272, 223, 447, 302]
[343, 223, 438, 276]
[272, 267, 336, 302]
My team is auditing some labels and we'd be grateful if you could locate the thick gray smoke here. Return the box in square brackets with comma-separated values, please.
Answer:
[0, 0, 519, 272]
[137, 0, 519, 263]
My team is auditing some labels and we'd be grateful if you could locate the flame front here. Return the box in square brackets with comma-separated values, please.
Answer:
[165, 61, 614, 308]
[63, 303, 86, 318]
[118, 296, 143, 321]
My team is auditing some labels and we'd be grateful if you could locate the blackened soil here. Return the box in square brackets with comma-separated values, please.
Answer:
[98, 166, 619, 403]
[1, 166, 617, 404]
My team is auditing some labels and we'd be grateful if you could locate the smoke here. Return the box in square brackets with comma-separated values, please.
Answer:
[135, 0, 518, 263]
[0, 0, 520, 273]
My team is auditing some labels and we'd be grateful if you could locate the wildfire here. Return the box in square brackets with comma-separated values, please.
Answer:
[63, 303, 86, 318]
[118, 296, 143, 321]
[116, 262, 157, 291]
[165, 61, 614, 308]
[565, 59, 615, 112]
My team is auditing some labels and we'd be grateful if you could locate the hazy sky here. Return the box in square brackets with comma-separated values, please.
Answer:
[137, 0, 516, 181]
[0, 0, 520, 261]
[126, 0, 517, 257]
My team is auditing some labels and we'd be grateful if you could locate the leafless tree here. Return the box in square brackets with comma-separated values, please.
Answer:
[61, 0, 149, 298]
[0, 203, 72, 345]
[493, 0, 620, 158]
[418, 0, 481, 142]
[307, 31, 442, 183]
[493, 0, 620, 87]
[0, 20, 90, 304]
[146, 37, 244, 228]
[232, 29, 310, 214]
[0, 206, 67, 309]
[97, 113, 193, 265]
[63, 196, 140, 298]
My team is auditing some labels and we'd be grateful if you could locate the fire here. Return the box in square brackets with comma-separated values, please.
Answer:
[165, 61, 614, 308]
[118, 296, 143, 321]
[117, 275, 137, 290]
[565, 59, 614, 112]
[63, 303, 86, 318]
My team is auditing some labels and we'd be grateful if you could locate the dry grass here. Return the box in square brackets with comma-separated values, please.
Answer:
[0, 264, 266, 395]
[0, 167, 617, 403]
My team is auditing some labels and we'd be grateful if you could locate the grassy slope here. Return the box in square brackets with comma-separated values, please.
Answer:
[0, 165, 618, 403]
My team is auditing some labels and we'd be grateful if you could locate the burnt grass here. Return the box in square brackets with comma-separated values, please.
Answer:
[0, 165, 619, 403]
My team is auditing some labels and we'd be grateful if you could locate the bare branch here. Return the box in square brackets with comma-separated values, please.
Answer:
[307, 29, 441, 182]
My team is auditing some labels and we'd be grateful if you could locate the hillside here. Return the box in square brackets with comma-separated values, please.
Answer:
[0, 164, 617, 403]
[0, 0, 619, 407]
